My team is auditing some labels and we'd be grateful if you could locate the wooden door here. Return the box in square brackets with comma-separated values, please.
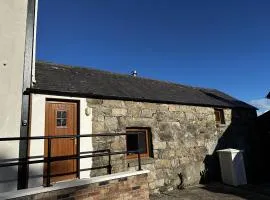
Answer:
[44, 101, 78, 184]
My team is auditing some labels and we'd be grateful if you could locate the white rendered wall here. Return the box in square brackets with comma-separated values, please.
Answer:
[0, 0, 28, 192]
[29, 94, 93, 188]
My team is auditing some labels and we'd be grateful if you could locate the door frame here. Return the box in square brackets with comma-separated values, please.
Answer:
[44, 98, 81, 182]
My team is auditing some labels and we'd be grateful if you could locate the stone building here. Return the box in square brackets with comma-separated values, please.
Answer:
[26, 61, 257, 193]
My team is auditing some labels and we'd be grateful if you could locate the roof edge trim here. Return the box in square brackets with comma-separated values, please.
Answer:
[26, 88, 257, 110]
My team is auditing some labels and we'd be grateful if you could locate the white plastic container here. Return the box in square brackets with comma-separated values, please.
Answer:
[217, 148, 247, 186]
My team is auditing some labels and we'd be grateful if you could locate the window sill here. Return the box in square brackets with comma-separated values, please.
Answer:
[127, 157, 155, 168]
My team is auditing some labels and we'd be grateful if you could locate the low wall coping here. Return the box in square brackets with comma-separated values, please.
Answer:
[0, 170, 150, 199]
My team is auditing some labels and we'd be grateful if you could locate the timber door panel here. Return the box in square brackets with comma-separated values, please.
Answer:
[44, 101, 78, 184]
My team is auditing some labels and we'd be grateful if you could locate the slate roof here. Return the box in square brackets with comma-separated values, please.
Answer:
[32, 61, 256, 109]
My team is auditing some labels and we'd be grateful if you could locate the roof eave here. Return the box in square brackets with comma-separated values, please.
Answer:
[26, 88, 256, 110]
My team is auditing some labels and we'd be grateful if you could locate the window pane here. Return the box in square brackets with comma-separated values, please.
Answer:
[220, 110, 225, 124]
[57, 119, 61, 126]
[61, 119, 67, 126]
[62, 111, 67, 118]
[138, 132, 147, 154]
[214, 109, 225, 124]
[56, 110, 67, 127]
[126, 134, 138, 153]
[126, 130, 148, 155]
[214, 110, 220, 122]
[57, 111, 62, 118]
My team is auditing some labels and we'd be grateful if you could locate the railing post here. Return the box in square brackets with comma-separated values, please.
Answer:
[137, 151, 142, 171]
[137, 132, 142, 171]
[107, 149, 112, 174]
[46, 138, 51, 187]
[77, 135, 80, 178]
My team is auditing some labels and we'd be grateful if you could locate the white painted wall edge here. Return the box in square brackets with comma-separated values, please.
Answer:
[31, 0, 38, 85]
[0, 170, 150, 199]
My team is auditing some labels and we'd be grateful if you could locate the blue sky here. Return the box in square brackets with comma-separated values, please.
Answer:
[36, 0, 270, 114]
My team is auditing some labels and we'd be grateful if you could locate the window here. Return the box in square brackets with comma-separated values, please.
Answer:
[214, 108, 225, 125]
[56, 110, 67, 127]
[126, 128, 152, 159]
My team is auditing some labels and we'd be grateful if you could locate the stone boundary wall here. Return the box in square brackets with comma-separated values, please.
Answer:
[1, 171, 149, 200]
[87, 99, 257, 193]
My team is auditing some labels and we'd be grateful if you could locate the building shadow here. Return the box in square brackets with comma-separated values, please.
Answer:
[199, 108, 262, 199]
[0, 153, 44, 193]
[200, 183, 270, 200]
[254, 110, 270, 183]
[0, 153, 19, 192]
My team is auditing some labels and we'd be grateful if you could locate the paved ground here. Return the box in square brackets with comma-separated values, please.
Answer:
[150, 183, 270, 200]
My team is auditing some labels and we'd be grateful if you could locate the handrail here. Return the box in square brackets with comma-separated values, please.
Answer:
[0, 133, 130, 141]
[0, 133, 143, 188]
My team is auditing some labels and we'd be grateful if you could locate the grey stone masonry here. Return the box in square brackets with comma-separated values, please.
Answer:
[87, 99, 257, 193]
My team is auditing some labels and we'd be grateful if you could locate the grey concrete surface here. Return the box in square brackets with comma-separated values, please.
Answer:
[150, 184, 270, 200]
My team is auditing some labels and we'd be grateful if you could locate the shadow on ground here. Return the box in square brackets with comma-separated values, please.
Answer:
[201, 184, 270, 200]
[150, 183, 270, 200]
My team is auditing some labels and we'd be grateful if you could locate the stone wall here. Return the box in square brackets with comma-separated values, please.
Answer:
[87, 99, 257, 193]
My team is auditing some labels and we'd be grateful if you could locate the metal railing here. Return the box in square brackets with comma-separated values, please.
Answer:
[0, 133, 143, 188]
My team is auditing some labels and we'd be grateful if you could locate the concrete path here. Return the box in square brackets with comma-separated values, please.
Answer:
[150, 184, 270, 200]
